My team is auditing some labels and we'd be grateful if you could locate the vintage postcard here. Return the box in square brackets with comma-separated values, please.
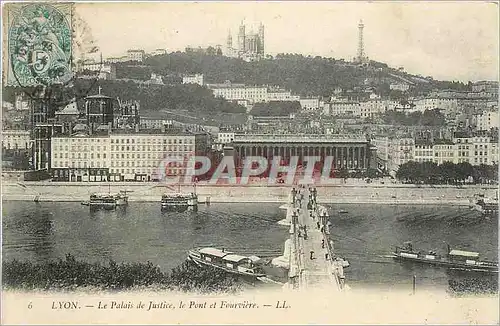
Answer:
[1, 1, 499, 324]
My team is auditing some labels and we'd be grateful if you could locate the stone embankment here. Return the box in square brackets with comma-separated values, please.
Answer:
[2, 181, 497, 205]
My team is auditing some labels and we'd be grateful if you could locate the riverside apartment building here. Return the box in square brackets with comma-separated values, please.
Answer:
[50, 129, 210, 182]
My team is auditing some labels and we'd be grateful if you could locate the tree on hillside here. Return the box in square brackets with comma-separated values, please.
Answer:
[74, 79, 246, 116]
[115, 63, 151, 80]
[422, 109, 446, 126]
[250, 101, 301, 116]
[380, 109, 445, 126]
[142, 52, 406, 97]
[128, 51, 468, 99]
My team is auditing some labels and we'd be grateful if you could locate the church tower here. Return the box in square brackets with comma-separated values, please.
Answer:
[258, 23, 265, 55]
[238, 22, 246, 54]
[227, 29, 233, 49]
[226, 29, 233, 57]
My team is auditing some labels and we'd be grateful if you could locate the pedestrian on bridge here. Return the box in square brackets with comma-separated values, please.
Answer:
[321, 239, 325, 248]
[310, 250, 315, 260]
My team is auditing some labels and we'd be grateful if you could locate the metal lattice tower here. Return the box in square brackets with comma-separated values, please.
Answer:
[357, 19, 365, 62]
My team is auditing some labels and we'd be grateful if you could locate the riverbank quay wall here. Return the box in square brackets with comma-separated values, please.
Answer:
[2, 182, 497, 205]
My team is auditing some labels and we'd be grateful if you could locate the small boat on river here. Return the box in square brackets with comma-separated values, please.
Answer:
[473, 197, 498, 216]
[391, 242, 498, 273]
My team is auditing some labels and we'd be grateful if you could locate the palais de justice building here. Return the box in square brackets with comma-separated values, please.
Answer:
[230, 134, 377, 171]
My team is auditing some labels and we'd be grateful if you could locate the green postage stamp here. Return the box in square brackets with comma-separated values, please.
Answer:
[5, 2, 73, 87]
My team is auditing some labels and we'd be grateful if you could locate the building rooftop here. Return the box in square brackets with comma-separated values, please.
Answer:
[73, 123, 88, 132]
[86, 94, 113, 100]
[206, 83, 262, 89]
[433, 139, 454, 145]
[56, 101, 80, 115]
[223, 254, 249, 263]
[449, 250, 479, 258]
[53, 127, 209, 138]
[414, 138, 434, 146]
[110, 128, 199, 136]
[199, 247, 230, 258]
[233, 133, 369, 143]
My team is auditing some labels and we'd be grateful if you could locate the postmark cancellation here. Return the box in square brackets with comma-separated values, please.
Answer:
[5, 2, 73, 88]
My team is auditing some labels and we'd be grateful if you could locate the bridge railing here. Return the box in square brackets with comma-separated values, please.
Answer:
[322, 225, 345, 290]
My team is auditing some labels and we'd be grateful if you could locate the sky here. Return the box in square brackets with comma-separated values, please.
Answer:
[75, 1, 499, 82]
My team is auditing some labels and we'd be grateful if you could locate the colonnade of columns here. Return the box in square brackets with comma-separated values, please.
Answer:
[232, 144, 369, 170]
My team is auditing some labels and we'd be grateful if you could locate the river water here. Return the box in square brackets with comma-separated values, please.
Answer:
[2, 201, 498, 291]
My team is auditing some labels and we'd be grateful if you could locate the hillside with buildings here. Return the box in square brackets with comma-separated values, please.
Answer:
[142, 52, 468, 99]
[2, 27, 498, 183]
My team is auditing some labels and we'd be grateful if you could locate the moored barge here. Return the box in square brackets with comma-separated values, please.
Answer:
[83, 191, 129, 210]
[187, 247, 267, 278]
[474, 198, 498, 216]
[161, 193, 198, 211]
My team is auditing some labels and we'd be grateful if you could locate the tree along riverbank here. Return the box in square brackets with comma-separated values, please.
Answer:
[2, 254, 246, 293]
[3, 255, 497, 296]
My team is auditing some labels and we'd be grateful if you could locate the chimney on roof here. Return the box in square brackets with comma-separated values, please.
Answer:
[135, 123, 139, 133]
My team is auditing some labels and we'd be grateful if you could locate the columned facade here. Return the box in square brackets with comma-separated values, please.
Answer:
[231, 142, 372, 172]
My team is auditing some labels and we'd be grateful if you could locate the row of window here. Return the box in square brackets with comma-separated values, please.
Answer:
[111, 153, 190, 159]
[399, 157, 494, 165]
[415, 151, 433, 156]
[433, 152, 455, 157]
[57, 146, 107, 152]
[110, 145, 193, 152]
[109, 168, 183, 175]
[54, 145, 195, 153]
[52, 169, 108, 176]
[2, 143, 30, 149]
[53, 138, 195, 145]
[53, 152, 192, 161]
[110, 138, 194, 144]
[54, 153, 107, 159]
[111, 161, 161, 168]
[53, 138, 107, 143]
[400, 147, 496, 156]
[456, 138, 490, 143]
[109, 160, 187, 167]
[53, 161, 107, 168]
[54, 161, 190, 174]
